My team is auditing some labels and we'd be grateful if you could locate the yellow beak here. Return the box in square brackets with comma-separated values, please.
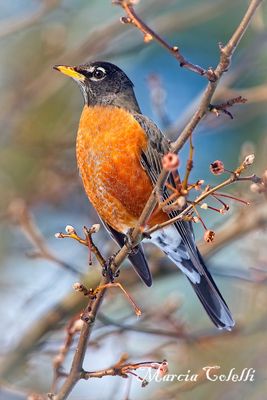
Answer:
[53, 65, 85, 81]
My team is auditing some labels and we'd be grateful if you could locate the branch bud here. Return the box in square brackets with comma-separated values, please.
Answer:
[91, 223, 101, 233]
[243, 154, 255, 167]
[73, 282, 82, 291]
[120, 16, 132, 24]
[65, 225, 75, 234]
[144, 33, 153, 43]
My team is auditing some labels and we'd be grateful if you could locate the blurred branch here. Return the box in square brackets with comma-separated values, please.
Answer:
[7, 198, 79, 274]
[0, 269, 98, 381]
[98, 312, 189, 340]
[0, 386, 28, 400]
[159, 368, 207, 397]
[147, 74, 170, 129]
[97, 312, 241, 343]
[219, 84, 267, 104]
[199, 201, 267, 257]
[0, 0, 62, 40]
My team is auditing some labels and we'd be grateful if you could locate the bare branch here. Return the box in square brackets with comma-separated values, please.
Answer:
[7, 198, 78, 274]
[114, 0, 216, 80]
[209, 96, 247, 119]
[81, 358, 168, 385]
[0, 0, 61, 40]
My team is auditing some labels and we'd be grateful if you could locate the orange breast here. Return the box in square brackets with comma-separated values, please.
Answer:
[76, 105, 166, 233]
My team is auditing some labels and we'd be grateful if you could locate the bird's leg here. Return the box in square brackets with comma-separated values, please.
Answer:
[102, 252, 120, 282]
[124, 228, 139, 255]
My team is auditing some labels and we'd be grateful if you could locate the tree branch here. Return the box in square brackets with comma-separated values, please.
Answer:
[80, 358, 167, 385]
[113, 0, 216, 80]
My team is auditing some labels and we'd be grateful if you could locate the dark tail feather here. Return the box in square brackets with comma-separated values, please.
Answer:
[152, 226, 234, 329]
[128, 244, 152, 287]
[185, 250, 235, 330]
[188, 277, 234, 330]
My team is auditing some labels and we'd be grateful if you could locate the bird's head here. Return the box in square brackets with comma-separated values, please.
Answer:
[53, 61, 140, 112]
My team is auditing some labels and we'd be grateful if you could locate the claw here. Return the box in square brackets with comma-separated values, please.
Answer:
[102, 255, 119, 282]
[124, 228, 139, 255]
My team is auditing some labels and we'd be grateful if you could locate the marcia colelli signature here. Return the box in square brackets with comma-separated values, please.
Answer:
[143, 365, 255, 383]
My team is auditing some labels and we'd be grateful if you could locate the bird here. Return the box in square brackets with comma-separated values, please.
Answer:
[54, 61, 235, 330]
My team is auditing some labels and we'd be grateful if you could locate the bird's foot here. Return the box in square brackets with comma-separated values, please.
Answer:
[141, 231, 151, 240]
[124, 228, 139, 255]
[102, 254, 120, 283]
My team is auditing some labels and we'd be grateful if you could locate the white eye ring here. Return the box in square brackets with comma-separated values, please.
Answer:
[90, 67, 106, 81]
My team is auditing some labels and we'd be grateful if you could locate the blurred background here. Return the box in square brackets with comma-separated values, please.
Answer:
[0, 1, 267, 399]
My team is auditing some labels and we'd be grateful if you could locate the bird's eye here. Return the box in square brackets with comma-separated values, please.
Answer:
[92, 68, 106, 80]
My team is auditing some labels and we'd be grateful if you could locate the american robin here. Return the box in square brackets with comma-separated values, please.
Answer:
[54, 61, 234, 330]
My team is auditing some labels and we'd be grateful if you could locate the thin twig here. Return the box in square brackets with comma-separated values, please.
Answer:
[114, 0, 217, 80]
[209, 95, 247, 119]
[81, 358, 167, 383]
[0, 0, 61, 39]
[182, 134, 194, 190]
[55, 224, 105, 267]
[95, 283, 142, 316]
[7, 199, 78, 274]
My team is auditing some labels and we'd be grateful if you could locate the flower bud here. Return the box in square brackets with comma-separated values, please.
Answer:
[65, 225, 75, 234]
[204, 230, 215, 243]
[162, 153, 180, 171]
[210, 160, 224, 175]
[243, 154, 255, 167]
[73, 282, 82, 291]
